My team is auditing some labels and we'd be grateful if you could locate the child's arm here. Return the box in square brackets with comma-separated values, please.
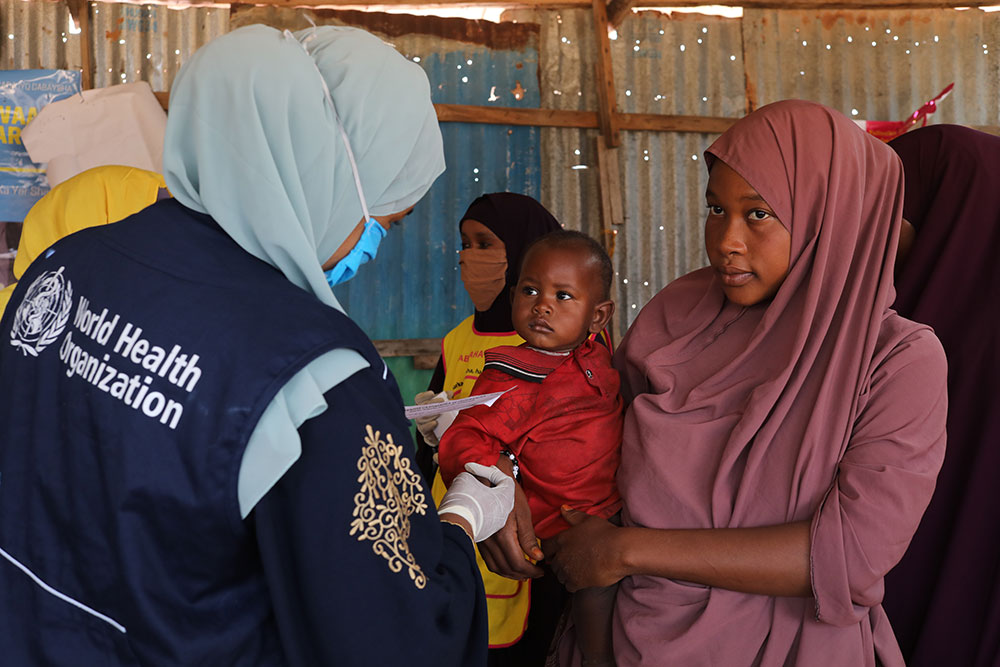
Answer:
[567, 509, 621, 665]
[440, 410, 547, 578]
[437, 371, 527, 487]
[437, 413, 505, 487]
[571, 584, 618, 667]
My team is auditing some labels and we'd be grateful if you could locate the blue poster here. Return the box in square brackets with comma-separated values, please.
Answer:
[0, 70, 81, 222]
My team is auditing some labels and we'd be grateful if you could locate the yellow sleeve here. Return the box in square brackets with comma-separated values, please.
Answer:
[13, 165, 165, 279]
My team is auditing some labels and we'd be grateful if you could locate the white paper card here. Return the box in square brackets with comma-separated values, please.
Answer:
[404, 387, 514, 420]
[22, 81, 167, 187]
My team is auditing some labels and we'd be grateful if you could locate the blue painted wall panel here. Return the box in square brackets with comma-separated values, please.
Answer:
[334, 36, 542, 341]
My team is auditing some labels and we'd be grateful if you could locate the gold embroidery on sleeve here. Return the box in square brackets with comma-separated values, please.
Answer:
[350, 424, 429, 589]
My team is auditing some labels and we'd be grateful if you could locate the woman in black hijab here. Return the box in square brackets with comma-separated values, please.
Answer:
[882, 125, 1000, 667]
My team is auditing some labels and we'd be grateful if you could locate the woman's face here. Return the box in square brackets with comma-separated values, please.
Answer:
[459, 218, 508, 311]
[460, 219, 505, 253]
[704, 161, 791, 307]
[321, 206, 414, 270]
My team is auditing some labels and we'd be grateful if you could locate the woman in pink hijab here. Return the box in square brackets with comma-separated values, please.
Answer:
[542, 100, 947, 666]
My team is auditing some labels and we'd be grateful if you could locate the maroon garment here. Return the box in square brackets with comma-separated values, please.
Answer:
[438, 338, 623, 539]
[612, 101, 947, 666]
[881, 125, 1000, 667]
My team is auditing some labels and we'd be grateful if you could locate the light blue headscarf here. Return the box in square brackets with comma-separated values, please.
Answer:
[163, 24, 445, 311]
[162, 25, 446, 517]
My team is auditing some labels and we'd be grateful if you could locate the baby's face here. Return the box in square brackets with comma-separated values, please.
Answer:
[511, 244, 606, 352]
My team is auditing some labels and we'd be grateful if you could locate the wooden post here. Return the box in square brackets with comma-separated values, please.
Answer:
[595, 138, 622, 344]
[607, 0, 639, 27]
[67, 0, 92, 90]
[595, 140, 624, 235]
[591, 0, 625, 345]
[592, 0, 620, 148]
[740, 10, 758, 114]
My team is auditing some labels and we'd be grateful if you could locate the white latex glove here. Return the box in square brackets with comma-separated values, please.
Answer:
[439, 462, 515, 542]
[414, 390, 451, 446]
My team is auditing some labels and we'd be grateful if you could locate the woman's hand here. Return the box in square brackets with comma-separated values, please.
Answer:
[547, 515, 813, 597]
[543, 507, 627, 592]
[477, 475, 545, 580]
[439, 462, 516, 542]
[413, 390, 453, 446]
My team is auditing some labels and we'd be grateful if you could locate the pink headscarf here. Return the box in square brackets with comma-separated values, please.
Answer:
[613, 100, 946, 665]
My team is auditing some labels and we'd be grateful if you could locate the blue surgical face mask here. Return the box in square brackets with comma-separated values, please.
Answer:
[324, 219, 387, 287]
[284, 29, 383, 291]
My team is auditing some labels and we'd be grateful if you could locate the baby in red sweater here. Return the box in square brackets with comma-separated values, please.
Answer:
[439, 230, 623, 665]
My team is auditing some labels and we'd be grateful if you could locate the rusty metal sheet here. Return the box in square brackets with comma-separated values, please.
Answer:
[0, 0, 82, 70]
[89, 2, 228, 90]
[744, 8, 1000, 126]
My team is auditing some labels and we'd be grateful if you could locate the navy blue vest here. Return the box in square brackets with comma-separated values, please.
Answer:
[0, 200, 382, 665]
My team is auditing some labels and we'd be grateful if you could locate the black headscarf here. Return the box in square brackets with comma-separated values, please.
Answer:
[460, 193, 561, 333]
[882, 125, 1000, 667]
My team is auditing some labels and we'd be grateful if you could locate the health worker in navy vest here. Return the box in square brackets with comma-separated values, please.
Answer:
[0, 24, 515, 666]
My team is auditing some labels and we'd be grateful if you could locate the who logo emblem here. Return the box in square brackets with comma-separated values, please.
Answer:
[9, 266, 73, 357]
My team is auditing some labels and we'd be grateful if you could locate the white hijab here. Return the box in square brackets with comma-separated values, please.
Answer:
[163, 24, 444, 311]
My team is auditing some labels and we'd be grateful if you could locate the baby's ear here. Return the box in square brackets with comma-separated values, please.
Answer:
[589, 299, 615, 333]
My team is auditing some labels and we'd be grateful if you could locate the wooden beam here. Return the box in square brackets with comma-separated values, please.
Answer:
[155, 93, 735, 134]
[594, 142, 614, 344]
[595, 139, 624, 236]
[595, 137, 623, 345]
[253, 0, 588, 6]
[372, 338, 441, 358]
[592, 0, 621, 147]
[607, 0, 639, 27]
[435, 103, 598, 128]
[67, 0, 92, 90]
[629, 0, 994, 6]
[216, 0, 1000, 8]
[617, 112, 735, 134]
[740, 12, 758, 114]
[439, 104, 735, 133]
[372, 338, 441, 369]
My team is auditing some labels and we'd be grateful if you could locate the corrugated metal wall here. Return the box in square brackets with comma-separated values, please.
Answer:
[510, 7, 747, 336]
[745, 9, 1000, 125]
[1, 0, 82, 70]
[89, 3, 228, 90]
[3, 2, 999, 341]
[0, 0, 226, 77]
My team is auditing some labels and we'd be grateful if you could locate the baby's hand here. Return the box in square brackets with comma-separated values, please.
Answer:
[478, 476, 545, 580]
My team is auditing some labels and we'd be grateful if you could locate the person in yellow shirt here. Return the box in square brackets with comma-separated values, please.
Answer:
[0, 165, 167, 319]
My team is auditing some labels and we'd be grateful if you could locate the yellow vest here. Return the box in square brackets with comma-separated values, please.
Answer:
[431, 316, 531, 647]
[0, 166, 166, 318]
